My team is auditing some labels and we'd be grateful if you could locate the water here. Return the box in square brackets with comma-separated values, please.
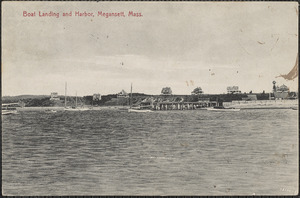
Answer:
[2, 109, 298, 195]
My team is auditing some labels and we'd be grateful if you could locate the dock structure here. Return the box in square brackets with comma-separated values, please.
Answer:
[151, 101, 220, 110]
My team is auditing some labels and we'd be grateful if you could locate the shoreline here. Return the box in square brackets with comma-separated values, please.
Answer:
[16, 106, 131, 111]
[14, 105, 298, 112]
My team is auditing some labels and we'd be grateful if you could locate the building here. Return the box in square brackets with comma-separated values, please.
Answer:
[161, 87, 172, 95]
[93, 93, 101, 101]
[276, 84, 289, 92]
[274, 85, 289, 99]
[227, 86, 241, 94]
[50, 92, 60, 100]
[117, 90, 129, 98]
[272, 81, 289, 99]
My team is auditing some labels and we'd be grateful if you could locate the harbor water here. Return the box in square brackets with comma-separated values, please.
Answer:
[2, 108, 298, 195]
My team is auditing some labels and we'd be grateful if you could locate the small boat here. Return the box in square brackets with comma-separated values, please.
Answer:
[45, 109, 57, 113]
[64, 83, 89, 111]
[2, 110, 18, 115]
[128, 83, 153, 113]
[128, 108, 152, 113]
[206, 106, 240, 112]
[64, 107, 89, 111]
[291, 107, 298, 110]
[2, 103, 19, 115]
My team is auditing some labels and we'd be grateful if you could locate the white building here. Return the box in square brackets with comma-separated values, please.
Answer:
[227, 86, 241, 94]
[93, 93, 101, 101]
[117, 90, 129, 98]
[161, 87, 172, 95]
[50, 92, 60, 100]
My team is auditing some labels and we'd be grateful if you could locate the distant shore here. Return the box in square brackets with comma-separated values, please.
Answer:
[3, 92, 298, 109]
[16, 106, 130, 111]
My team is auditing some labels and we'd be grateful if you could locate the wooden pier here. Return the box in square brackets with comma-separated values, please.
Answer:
[147, 101, 221, 110]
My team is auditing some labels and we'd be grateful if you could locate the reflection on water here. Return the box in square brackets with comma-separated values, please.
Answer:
[2, 109, 298, 195]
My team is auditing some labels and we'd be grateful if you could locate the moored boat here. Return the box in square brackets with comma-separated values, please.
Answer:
[45, 109, 57, 113]
[2, 103, 20, 115]
[128, 83, 153, 113]
[206, 106, 240, 112]
[65, 107, 89, 111]
[2, 109, 18, 115]
[128, 108, 152, 113]
[64, 83, 90, 111]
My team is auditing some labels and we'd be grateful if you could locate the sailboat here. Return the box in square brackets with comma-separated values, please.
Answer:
[128, 83, 152, 113]
[64, 83, 89, 111]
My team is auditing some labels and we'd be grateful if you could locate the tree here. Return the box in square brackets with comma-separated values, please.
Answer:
[191, 87, 204, 95]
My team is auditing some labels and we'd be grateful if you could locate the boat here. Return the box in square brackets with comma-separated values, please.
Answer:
[206, 106, 240, 112]
[45, 109, 57, 113]
[2, 103, 19, 115]
[64, 83, 89, 111]
[65, 107, 89, 111]
[2, 109, 18, 115]
[118, 106, 130, 111]
[128, 83, 153, 113]
[128, 108, 152, 113]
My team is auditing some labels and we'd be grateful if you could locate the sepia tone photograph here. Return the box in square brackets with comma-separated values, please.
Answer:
[1, 1, 299, 196]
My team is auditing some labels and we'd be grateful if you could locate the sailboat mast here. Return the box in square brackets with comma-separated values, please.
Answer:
[64, 82, 67, 108]
[75, 91, 78, 108]
[130, 83, 133, 108]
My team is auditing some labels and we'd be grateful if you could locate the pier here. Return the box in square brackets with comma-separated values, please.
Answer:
[150, 101, 220, 110]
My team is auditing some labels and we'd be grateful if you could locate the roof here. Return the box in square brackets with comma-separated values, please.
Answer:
[118, 89, 128, 95]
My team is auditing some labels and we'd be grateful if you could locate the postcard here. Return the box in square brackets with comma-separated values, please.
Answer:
[1, 1, 298, 196]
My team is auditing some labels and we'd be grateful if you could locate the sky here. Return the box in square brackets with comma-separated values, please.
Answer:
[2, 2, 298, 96]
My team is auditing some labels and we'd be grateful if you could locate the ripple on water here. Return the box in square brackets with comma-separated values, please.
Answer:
[2, 109, 298, 195]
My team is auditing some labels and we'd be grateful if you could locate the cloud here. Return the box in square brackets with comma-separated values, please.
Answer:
[2, 2, 298, 95]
